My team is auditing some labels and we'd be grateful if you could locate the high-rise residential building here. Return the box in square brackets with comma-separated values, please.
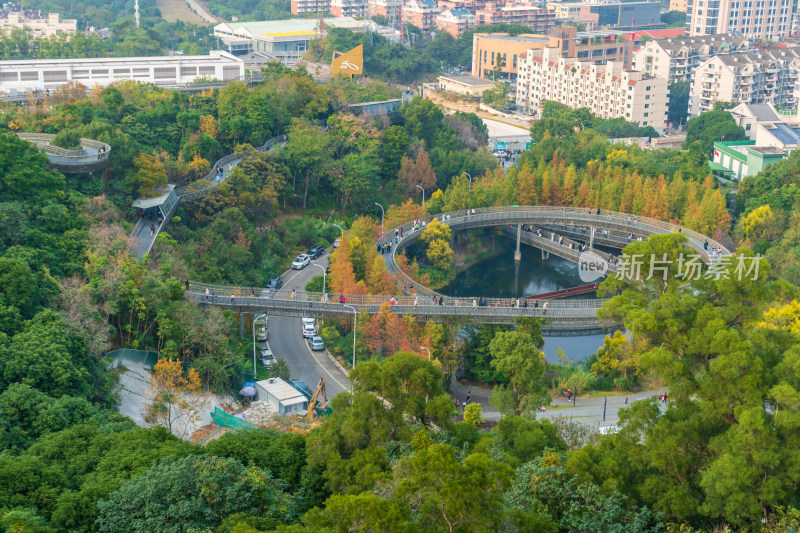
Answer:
[476, 2, 556, 32]
[632, 33, 749, 84]
[330, 0, 369, 17]
[516, 47, 669, 130]
[0, 5, 76, 36]
[580, 1, 664, 30]
[684, 0, 794, 40]
[437, 8, 477, 36]
[402, 0, 440, 30]
[472, 26, 632, 82]
[689, 48, 800, 116]
[369, 0, 402, 18]
[291, 0, 329, 15]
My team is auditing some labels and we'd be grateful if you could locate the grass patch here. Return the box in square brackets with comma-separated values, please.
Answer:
[585, 390, 632, 398]
[156, 0, 205, 23]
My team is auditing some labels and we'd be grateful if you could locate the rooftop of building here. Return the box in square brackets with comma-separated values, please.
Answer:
[0, 50, 241, 67]
[644, 32, 748, 52]
[711, 47, 800, 68]
[443, 6, 473, 16]
[215, 17, 366, 37]
[133, 185, 176, 209]
[620, 28, 685, 41]
[730, 103, 781, 122]
[439, 73, 497, 86]
[766, 123, 800, 145]
[475, 32, 551, 44]
[748, 146, 790, 155]
[256, 377, 308, 406]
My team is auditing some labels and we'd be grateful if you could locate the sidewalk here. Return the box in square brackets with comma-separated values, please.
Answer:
[450, 377, 665, 428]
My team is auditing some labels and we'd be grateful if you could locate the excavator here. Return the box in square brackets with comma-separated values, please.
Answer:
[307, 377, 327, 423]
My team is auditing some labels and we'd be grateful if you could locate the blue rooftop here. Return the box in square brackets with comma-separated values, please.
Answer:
[771, 123, 800, 146]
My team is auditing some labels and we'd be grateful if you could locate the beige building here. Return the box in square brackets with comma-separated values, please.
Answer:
[330, 0, 369, 17]
[516, 47, 669, 131]
[472, 26, 632, 82]
[476, 2, 556, 32]
[632, 33, 750, 84]
[685, 0, 794, 40]
[0, 7, 76, 37]
[669, 0, 687, 11]
[402, 0, 441, 30]
[437, 73, 497, 95]
[437, 8, 476, 36]
[689, 48, 800, 116]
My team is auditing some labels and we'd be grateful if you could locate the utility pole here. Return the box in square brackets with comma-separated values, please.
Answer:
[603, 395, 607, 421]
[135, 0, 140, 28]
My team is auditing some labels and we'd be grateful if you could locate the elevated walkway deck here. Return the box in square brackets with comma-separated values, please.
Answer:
[16, 132, 110, 174]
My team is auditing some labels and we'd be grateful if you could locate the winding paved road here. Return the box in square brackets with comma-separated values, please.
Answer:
[262, 251, 350, 397]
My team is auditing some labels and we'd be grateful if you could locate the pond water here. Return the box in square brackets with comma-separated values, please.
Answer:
[439, 238, 614, 363]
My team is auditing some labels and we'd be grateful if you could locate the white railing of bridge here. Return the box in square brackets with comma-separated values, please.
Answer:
[16, 132, 111, 166]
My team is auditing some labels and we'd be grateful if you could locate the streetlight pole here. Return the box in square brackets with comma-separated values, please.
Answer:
[332, 223, 344, 236]
[374, 202, 384, 236]
[313, 263, 326, 296]
[343, 304, 357, 390]
[252, 313, 267, 378]
[419, 346, 431, 360]
[464, 172, 472, 190]
[416, 184, 425, 206]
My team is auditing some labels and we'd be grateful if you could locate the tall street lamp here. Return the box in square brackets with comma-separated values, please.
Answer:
[464, 172, 472, 190]
[252, 313, 267, 377]
[313, 263, 326, 296]
[332, 223, 344, 236]
[374, 202, 384, 236]
[343, 305, 357, 391]
[416, 184, 425, 206]
[419, 346, 431, 360]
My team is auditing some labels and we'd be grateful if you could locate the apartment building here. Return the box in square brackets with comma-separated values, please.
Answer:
[684, 0, 794, 40]
[516, 47, 669, 130]
[0, 51, 245, 94]
[0, 5, 76, 36]
[689, 48, 800, 116]
[669, 0, 687, 11]
[369, 0, 402, 18]
[403, 0, 440, 30]
[580, 1, 664, 30]
[472, 26, 632, 82]
[547, 2, 583, 20]
[330, 0, 369, 17]
[476, 2, 556, 32]
[291, 0, 328, 14]
[438, 0, 489, 11]
[437, 8, 477, 36]
[632, 33, 750, 84]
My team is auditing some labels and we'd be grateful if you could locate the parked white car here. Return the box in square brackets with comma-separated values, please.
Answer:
[302, 322, 317, 338]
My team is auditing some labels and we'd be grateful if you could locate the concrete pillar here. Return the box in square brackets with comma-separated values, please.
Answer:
[239, 312, 245, 338]
[589, 226, 596, 249]
[514, 224, 522, 261]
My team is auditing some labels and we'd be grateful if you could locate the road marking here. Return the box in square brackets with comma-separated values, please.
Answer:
[303, 336, 350, 391]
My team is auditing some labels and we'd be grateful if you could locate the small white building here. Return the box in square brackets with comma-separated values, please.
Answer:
[255, 378, 309, 418]
[0, 51, 244, 94]
[0, 6, 77, 37]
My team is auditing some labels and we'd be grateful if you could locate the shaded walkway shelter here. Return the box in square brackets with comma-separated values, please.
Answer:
[130, 185, 179, 258]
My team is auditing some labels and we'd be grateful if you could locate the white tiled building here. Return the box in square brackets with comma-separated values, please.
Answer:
[685, 0, 795, 40]
[0, 51, 245, 94]
[517, 47, 669, 131]
[632, 33, 750, 85]
[689, 48, 800, 116]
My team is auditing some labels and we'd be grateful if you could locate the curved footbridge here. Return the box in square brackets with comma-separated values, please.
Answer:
[17, 132, 110, 174]
[185, 206, 730, 335]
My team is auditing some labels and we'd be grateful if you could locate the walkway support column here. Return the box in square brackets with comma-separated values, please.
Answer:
[589, 226, 596, 249]
[239, 312, 245, 338]
[514, 224, 522, 261]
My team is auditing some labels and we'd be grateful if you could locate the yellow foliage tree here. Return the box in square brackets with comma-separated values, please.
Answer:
[419, 218, 452, 245]
[145, 358, 208, 439]
[426, 238, 454, 271]
[199, 114, 219, 139]
[131, 153, 168, 197]
[760, 300, 800, 334]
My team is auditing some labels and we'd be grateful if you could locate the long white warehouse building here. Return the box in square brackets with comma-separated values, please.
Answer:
[0, 51, 244, 94]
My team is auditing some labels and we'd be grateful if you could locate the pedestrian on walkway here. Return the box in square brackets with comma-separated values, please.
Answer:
[251, 288, 255, 296]
[624, 397, 629, 404]
[414, 296, 418, 307]
[340, 294, 346, 304]
[230, 293, 235, 303]
[390, 296, 395, 305]
[567, 388, 572, 400]
[290, 289, 296, 300]
[323, 292, 329, 303]
[472, 297, 477, 307]
[465, 391, 471, 404]
[205, 287, 210, 301]
[663, 392, 668, 403]
[543, 301, 548, 314]
[185, 280, 190, 290]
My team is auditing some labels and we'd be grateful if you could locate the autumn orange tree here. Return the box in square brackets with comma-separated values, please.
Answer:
[398, 147, 437, 196]
[365, 303, 411, 356]
[144, 358, 209, 439]
[328, 216, 396, 296]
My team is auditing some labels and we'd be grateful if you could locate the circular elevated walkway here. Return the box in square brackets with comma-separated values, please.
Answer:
[17, 132, 110, 174]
